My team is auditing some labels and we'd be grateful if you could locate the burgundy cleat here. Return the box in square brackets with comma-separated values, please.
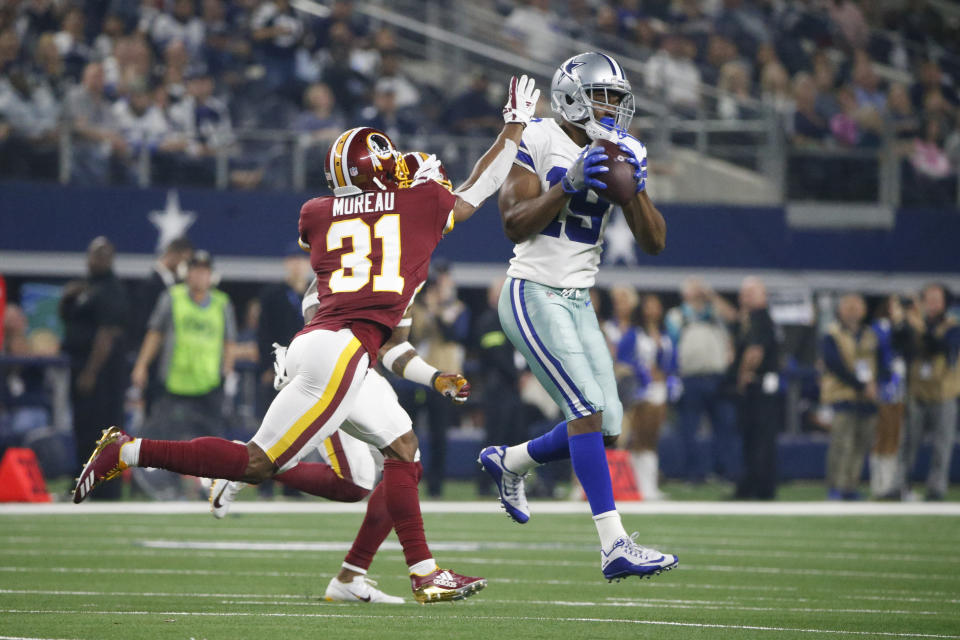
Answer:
[410, 567, 487, 604]
[72, 427, 132, 503]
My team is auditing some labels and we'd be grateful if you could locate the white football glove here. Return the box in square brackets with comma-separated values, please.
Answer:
[410, 153, 445, 187]
[502, 74, 539, 126]
[272, 342, 290, 391]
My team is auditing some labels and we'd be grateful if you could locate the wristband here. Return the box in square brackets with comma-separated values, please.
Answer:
[402, 354, 441, 388]
[381, 341, 414, 372]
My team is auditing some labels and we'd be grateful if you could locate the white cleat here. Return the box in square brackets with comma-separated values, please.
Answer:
[209, 478, 245, 519]
[601, 532, 678, 582]
[325, 575, 405, 604]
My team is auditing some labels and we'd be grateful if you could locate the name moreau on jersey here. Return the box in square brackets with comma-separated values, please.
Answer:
[332, 191, 397, 217]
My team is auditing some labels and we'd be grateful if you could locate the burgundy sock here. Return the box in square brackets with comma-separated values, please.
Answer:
[274, 463, 370, 502]
[382, 459, 431, 568]
[138, 438, 249, 480]
[343, 482, 392, 571]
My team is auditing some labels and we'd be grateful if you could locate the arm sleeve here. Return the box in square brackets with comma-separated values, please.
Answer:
[821, 334, 865, 391]
[298, 202, 312, 249]
[147, 292, 173, 333]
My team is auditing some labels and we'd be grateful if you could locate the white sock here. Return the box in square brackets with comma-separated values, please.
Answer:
[408, 558, 437, 576]
[502, 443, 537, 474]
[341, 562, 367, 577]
[120, 439, 141, 467]
[593, 510, 627, 550]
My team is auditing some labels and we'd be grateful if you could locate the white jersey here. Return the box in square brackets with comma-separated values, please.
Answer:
[507, 117, 646, 289]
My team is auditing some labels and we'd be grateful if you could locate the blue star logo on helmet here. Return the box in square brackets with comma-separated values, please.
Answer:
[564, 59, 585, 75]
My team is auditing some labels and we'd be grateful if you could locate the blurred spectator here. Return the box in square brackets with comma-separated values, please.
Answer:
[104, 34, 154, 97]
[701, 34, 738, 87]
[18, 0, 60, 46]
[894, 284, 960, 501]
[791, 72, 829, 145]
[851, 53, 885, 112]
[442, 73, 501, 137]
[828, 0, 869, 51]
[716, 60, 756, 120]
[111, 79, 179, 183]
[946, 111, 960, 171]
[473, 278, 524, 496]
[65, 61, 127, 185]
[812, 50, 840, 119]
[759, 61, 793, 120]
[160, 39, 192, 104]
[251, 0, 303, 96]
[713, 0, 771, 60]
[905, 118, 956, 206]
[730, 276, 780, 500]
[59, 237, 129, 500]
[360, 80, 418, 139]
[821, 293, 885, 500]
[910, 59, 959, 112]
[148, 0, 205, 56]
[294, 82, 343, 186]
[665, 277, 737, 483]
[0, 38, 61, 180]
[317, 21, 371, 115]
[131, 250, 237, 498]
[410, 262, 470, 497]
[646, 33, 701, 117]
[504, 0, 562, 64]
[375, 49, 420, 110]
[168, 68, 233, 183]
[133, 236, 194, 412]
[616, 293, 677, 501]
[886, 83, 921, 142]
[53, 6, 93, 81]
[603, 285, 639, 351]
[93, 13, 127, 60]
[870, 295, 907, 499]
[830, 85, 882, 148]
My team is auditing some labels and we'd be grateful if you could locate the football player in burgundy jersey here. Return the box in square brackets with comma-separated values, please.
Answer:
[73, 75, 540, 603]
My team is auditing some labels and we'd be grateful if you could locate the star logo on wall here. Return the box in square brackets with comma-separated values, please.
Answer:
[603, 211, 637, 266]
[148, 190, 196, 253]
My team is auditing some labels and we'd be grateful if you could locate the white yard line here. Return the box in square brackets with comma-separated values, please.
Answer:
[0, 609, 957, 638]
[3, 501, 960, 516]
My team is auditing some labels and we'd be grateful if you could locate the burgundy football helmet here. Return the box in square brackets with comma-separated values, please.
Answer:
[325, 127, 409, 196]
[400, 151, 453, 191]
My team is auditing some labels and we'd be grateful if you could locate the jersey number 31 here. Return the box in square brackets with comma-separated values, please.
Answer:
[327, 214, 404, 294]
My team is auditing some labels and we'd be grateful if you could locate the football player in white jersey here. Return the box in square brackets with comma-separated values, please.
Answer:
[478, 51, 678, 581]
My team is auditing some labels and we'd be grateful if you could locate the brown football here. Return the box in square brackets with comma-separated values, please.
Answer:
[591, 138, 637, 206]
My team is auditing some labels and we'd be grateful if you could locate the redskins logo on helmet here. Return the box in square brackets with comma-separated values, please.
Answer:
[325, 127, 410, 197]
[400, 151, 453, 191]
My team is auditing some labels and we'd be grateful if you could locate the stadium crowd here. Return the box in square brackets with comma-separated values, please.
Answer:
[0, 0, 958, 201]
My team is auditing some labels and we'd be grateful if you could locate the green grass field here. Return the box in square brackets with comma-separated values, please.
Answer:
[2, 502, 959, 640]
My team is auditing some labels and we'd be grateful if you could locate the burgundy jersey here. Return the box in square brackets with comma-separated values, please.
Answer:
[296, 180, 457, 358]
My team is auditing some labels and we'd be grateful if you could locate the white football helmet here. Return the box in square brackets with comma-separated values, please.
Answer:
[551, 51, 634, 140]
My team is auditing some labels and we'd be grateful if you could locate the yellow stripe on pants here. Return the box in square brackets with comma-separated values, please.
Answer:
[265, 336, 362, 462]
[323, 438, 343, 478]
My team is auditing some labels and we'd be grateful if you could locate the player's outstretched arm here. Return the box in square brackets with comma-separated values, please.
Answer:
[379, 312, 470, 404]
[450, 75, 539, 224]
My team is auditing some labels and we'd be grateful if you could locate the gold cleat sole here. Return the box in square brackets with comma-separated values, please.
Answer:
[413, 579, 487, 604]
[72, 427, 128, 501]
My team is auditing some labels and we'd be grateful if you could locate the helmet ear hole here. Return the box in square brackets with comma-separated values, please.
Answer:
[565, 95, 574, 105]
